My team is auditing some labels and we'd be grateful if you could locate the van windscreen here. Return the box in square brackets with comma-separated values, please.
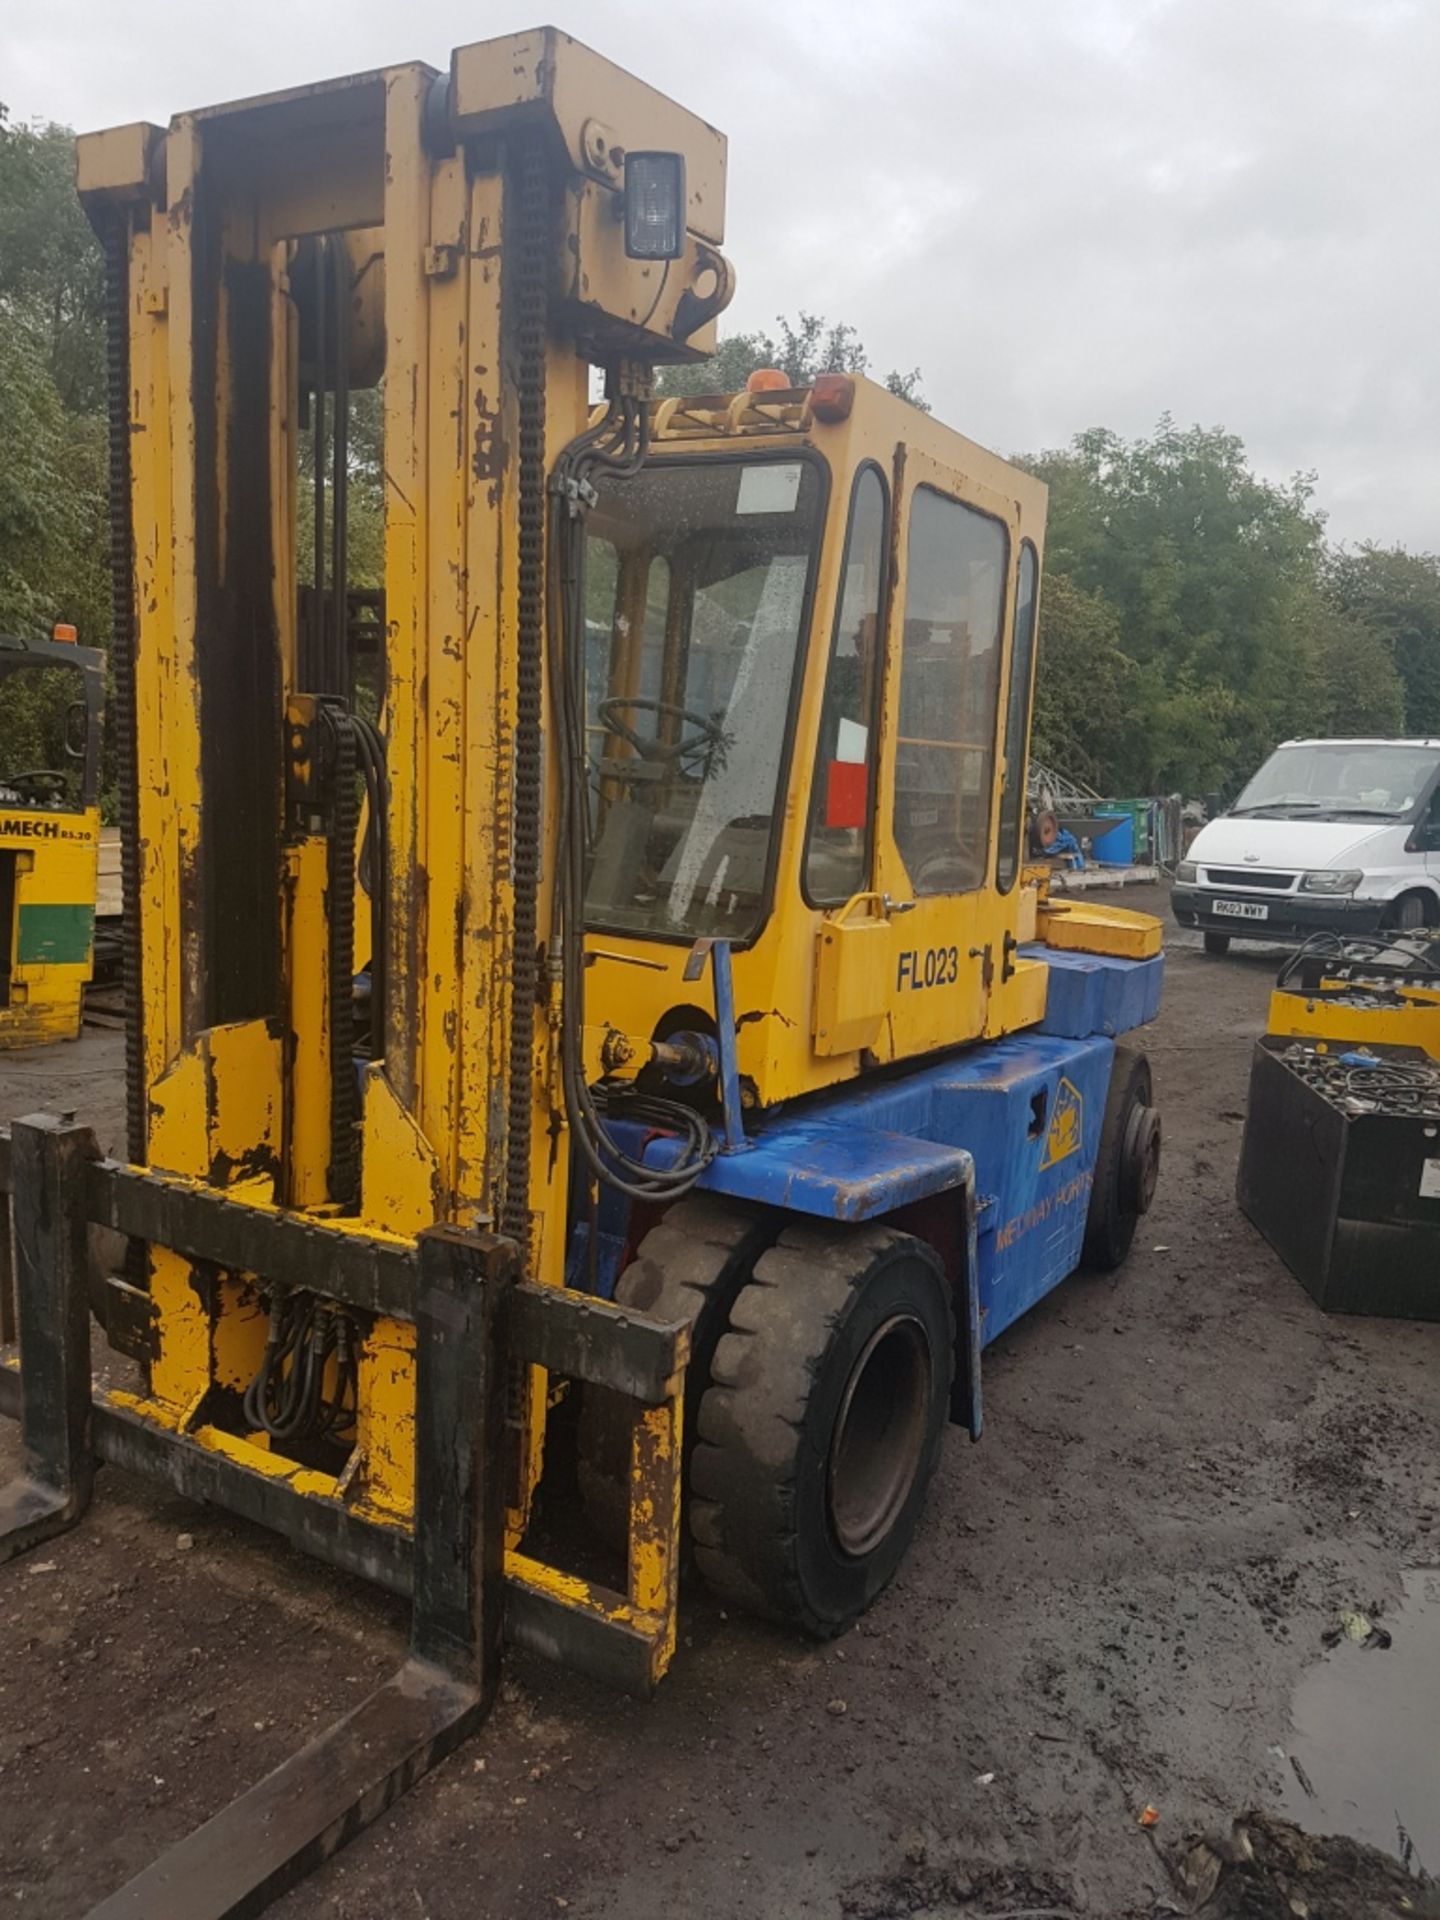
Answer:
[1232, 743, 1439, 820]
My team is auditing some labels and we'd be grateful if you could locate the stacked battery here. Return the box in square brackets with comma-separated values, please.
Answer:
[1238, 1038, 1440, 1318]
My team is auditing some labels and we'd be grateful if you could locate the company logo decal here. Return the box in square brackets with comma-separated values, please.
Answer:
[1040, 1076, 1083, 1170]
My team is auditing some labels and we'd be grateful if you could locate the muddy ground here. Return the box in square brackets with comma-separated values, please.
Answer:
[2, 884, 1437, 1918]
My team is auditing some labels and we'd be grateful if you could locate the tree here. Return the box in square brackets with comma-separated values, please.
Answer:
[1326, 545, 1440, 735]
[0, 108, 110, 656]
[0, 108, 106, 411]
[0, 305, 109, 794]
[0, 307, 108, 645]
[657, 310, 929, 409]
[1030, 573, 1137, 789]
[1023, 419, 1328, 791]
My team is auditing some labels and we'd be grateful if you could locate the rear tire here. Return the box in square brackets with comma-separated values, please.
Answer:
[690, 1224, 954, 1638]
[1385, 892, 1428, 932]
[1082, 1046, 1160, 1272]
[1203, 931, 1231, 955]
[577, 1195, 773, 1543]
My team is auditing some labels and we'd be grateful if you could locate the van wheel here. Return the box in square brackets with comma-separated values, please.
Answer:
[1203, 931, 1230, 955]
[1385, 893, 1428, 932]
[690, 1225, 954, 1638]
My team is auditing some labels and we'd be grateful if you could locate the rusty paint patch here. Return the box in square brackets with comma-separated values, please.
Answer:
[472, 374, 506, 485]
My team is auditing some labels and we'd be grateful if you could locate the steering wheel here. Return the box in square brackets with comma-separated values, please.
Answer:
[7, 770, 71, 802]
[597, 697, 725, 778]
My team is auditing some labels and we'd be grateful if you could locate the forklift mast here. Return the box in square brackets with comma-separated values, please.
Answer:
[0, 38, 738, 1908]
[75, 25, 731, 1253]
[70, 27, 733, 1587]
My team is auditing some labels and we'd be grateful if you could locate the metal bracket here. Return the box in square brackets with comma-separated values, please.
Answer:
[683, 938, 749, 1153]
[101, 1273, 160, 1362]
[423, 241, 460, 280]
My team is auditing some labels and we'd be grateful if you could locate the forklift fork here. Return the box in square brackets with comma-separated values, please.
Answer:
[0, 1114, 688, 1919]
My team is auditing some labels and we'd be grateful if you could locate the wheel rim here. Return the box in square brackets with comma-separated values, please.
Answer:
[1122, 1103, 1161, 1214]
[827, 1313, 932, 1559]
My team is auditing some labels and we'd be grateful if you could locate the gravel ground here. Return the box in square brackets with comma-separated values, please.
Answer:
[1, 886, 1437, 1918]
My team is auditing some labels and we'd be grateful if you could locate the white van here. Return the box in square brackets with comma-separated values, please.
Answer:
[1172, 737, 1440, 953]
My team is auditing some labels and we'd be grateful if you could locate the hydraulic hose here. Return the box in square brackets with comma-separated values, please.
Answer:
[546, 388, 718, 1201]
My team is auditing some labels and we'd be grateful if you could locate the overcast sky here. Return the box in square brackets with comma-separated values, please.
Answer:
[4, 0, 1435, 550]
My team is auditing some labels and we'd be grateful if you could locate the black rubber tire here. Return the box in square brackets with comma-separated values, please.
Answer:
[1203, 931, 1231, 955]
[1082, 1045, 1158, 1272]
[690, 1223, 954, 1638]
[577, 1195, 774, 1543]
[1385, 892, 1428, 932]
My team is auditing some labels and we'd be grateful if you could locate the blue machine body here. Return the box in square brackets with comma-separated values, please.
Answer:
[565, 944, 1164, 1439]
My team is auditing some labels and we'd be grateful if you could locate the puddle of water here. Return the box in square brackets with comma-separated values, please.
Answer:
[1278, 1566, 1440, 1871]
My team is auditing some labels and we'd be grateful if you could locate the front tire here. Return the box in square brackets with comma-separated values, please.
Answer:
[1203, 930, 1231, 955]
[690, 1224, 954, 1638]
[1385, 892, 1428, 932]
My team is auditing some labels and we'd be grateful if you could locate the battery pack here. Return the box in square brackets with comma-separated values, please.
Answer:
[1237, 1038, 1440, 1319]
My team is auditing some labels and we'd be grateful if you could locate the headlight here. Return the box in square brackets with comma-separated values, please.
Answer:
[1176, 861, 1197, 884]
[1301, 869, 1363, 895]
[624, 152, 687, 260]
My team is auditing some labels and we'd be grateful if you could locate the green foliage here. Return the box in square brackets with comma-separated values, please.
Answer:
[0, 108, 106, 411]
[1326, 545, 1440, 735]
[1022, 418, 1327, 791]
[1019, 417, 1438, 793]
[1030, 574, 1136, 788]
[0, 108, 111, 797]
[295, 385, 386, 590]
[0, 306, 109, 646]
[657, 310, 930, 411]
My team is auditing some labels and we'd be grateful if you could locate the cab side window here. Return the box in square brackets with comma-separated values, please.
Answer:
[996, 542, 1039, 893]
[892, 487, 1007, 896]
[803, 465, 888, 904]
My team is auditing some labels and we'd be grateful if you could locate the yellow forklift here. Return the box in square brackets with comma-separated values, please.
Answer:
[0, 29, 1163, 1914]
[0, 628, 104, 1045]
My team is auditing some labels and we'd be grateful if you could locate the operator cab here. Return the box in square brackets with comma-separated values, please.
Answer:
[579, 374, 1049, 1110]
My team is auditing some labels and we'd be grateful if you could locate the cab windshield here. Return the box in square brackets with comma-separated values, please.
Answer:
[0, 650, 96, 814]
[1232, 742, 1440, 821]
[582, 456, 822, 941]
